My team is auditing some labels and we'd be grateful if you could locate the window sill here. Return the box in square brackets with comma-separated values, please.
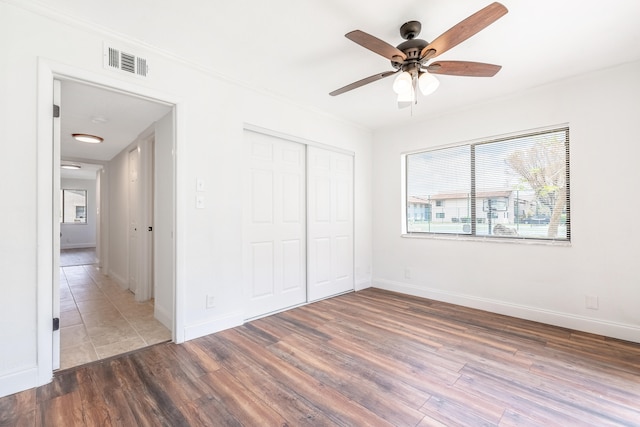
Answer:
[401, 232, 571, 247]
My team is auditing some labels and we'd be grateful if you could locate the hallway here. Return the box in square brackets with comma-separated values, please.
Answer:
[59, 250, 171, 370]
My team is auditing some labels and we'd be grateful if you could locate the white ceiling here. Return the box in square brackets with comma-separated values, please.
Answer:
[60, 161, 104, 180]
[60, 80, 171, 162]
[45, 0, 640, 141]
[60, 80, 171, 179]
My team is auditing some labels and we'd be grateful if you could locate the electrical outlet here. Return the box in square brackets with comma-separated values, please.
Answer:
[585, 295, 599, 310]
[404, 268, 411, 279]
[206, 295, 216, 309]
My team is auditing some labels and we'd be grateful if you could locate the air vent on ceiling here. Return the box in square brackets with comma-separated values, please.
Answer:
[104, 44, 148, 77]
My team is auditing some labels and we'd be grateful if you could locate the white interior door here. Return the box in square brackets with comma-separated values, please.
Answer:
[243, 130, 307, 319]
[128, 147, 139, 294]
[153, 111, 175, 330]
[307, 146, 354, 302]
[52, 79, 61, 370]
[135, 137, 154, 302]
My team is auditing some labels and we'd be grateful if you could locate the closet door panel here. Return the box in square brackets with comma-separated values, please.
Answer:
[243, 131, 306, 319]
[307, 146, 354, 301]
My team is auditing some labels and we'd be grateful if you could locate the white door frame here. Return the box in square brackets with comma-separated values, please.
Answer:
[52, 79, 61, 371]
[36, 58, 185, 386]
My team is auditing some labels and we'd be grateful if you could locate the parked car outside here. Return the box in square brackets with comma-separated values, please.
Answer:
[522, 215, 550, 224]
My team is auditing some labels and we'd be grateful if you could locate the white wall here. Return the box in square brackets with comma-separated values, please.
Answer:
[0, 2, 373, 397]
[373, 60, 640, 343]
[106, 147, 130, 287]
[60, 178, 97, 249]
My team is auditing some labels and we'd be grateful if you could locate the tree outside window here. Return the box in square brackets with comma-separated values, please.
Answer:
[406, 127, 569, 240]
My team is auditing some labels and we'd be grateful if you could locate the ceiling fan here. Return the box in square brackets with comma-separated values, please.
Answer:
[329, 2, 508, 108]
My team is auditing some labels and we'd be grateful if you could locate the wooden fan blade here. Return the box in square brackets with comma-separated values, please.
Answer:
[420, 2, 508, 60]
[346, 30, 407, 62]
[425, 61, 502, 77]
[329, 70, 399, 96]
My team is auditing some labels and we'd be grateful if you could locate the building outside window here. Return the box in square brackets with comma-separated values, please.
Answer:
[405, 127, 569, 240]
[61, 189, 88, 224]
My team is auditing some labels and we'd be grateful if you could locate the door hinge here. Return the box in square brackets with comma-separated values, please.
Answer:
[53, 317, 60, 331]
[53, 105, 60, 118]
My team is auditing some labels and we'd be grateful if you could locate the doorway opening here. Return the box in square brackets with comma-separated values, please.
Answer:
[54, 78, 175, 370]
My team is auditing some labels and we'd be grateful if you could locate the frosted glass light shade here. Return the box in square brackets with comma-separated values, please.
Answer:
[393, 72, 413, 95]
[418, 72, 440, 96]
[397, 89, 413, 109]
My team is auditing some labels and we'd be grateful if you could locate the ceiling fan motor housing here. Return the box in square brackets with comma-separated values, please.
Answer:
[392, 20, 429, 70]
[392, 38, 429, 70]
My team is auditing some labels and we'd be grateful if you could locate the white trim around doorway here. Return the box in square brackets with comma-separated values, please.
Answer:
[36, 58, 185, 388]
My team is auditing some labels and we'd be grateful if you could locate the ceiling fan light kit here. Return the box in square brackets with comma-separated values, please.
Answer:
[418, 72, 439, 96]
[330, 2, 508, 109]
[396, 87, 414, 109]
[392, 71, 413, 94]
[392, 70, 439, 109]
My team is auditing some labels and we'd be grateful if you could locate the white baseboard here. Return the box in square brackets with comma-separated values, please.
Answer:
[107, 270, 127, 289]
[183, 311, 244, 341]
[60, 243, 96, 249]
[355, 279, 372, 291]
[0, 367, 38, 399]
[373, 278, 640, 344]
[154, 304, 172, 331]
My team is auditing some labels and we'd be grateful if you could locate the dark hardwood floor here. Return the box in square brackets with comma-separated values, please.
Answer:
[2, 288, 640, 426]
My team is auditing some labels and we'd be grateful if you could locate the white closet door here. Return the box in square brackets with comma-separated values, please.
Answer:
[243, 131, 307, 319]
[307, 146, 354, 302]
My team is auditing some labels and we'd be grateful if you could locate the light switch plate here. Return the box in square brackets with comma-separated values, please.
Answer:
[196, 195, 205, 209]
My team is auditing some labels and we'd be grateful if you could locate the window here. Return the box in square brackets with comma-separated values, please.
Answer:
[61, 189, 87, 223]
[405, 127, 570, 241]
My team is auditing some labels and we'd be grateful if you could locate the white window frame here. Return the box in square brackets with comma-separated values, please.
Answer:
[401, 125, 571, 243]
[60, 188, 88, 224]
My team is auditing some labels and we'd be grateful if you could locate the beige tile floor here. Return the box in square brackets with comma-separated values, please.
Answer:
[59, 259, 171, 370]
